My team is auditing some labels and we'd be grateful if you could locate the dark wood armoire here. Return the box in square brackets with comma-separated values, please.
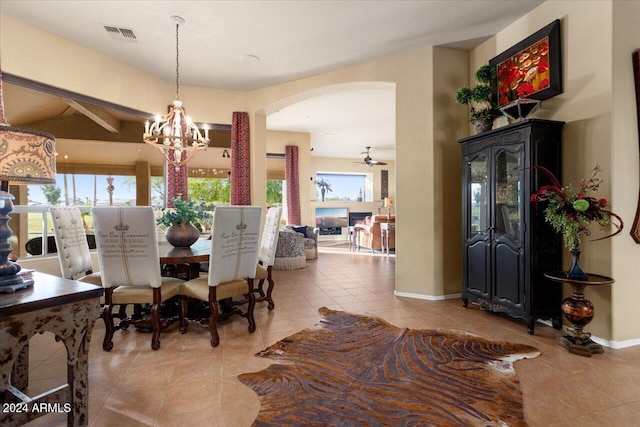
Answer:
[458, 119, 565, 334]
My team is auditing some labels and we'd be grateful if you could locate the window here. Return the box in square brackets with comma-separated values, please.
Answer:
[267, 179, 283, 204]
[316, 172, 372, 202]
[28, 174, 136, 206]
[187, 177, 230, 205]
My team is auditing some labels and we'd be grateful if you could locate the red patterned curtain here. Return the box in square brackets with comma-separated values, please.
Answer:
[285, 145, 301, 225]
[231, 112, 250, 205]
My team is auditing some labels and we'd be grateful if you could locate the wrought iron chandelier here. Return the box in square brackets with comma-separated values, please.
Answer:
[143, 16, 209, 170]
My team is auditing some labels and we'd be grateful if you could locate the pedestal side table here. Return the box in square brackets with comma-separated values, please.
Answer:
[544, 271, 614, 357]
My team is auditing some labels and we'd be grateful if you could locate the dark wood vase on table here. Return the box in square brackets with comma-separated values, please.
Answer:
[544, 271, 614, 357]
[165, 222, 200, 248]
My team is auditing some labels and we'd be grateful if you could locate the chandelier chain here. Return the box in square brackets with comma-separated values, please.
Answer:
[175, 22, 180, 100]
[143, 15, 208, 171]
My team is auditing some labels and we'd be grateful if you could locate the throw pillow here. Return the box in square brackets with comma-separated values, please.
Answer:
[293, 226, 308, 237]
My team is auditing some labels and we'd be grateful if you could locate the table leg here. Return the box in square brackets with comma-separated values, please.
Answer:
[558, 282, 603, 356]
[0, 299, 99, 426]
[12, 343, 28, 391]
[348, 227, 354, 251]
[385, 229, 390, 257]
[69, 329, 92, 426]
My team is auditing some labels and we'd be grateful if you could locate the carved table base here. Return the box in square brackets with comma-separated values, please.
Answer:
[0, 298, 99, 426]
[544, 271, 614, 357]
[557, 334, 604, 357]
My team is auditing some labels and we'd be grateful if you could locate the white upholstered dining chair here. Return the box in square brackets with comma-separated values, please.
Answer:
[49, 206, 102, 286]
[254, 206, 282, 310]
[179, 206, 262, 347]
[92, 206, 183, 351]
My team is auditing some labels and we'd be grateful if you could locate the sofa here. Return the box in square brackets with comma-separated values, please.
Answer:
[355, 214, 395, 252]
[281, 225, 319, 260]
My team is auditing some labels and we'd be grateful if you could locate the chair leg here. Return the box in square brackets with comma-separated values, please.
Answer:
[208, 289, 220, 347]
[118, 304, 128, 320]
[265, 267, 275, 310]
[102, 303, 114, 352]
[179, 295, 188, 334]
[256, 279, 266, 298]
[150, 303, 161, 351]
[247, 280, 256, 333]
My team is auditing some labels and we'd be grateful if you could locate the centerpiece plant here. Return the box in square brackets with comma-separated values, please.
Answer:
[157, 196, 213, 247]
[530, 165, 623, 279]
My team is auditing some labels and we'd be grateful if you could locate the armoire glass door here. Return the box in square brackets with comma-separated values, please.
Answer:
[468, 155, 488, 238]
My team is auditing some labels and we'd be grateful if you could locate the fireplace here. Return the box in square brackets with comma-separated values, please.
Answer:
[316, 208, 348, 235]
[349, 212, 372, 227]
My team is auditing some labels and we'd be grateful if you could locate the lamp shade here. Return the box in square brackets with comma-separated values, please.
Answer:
[0, 125, 56, 185]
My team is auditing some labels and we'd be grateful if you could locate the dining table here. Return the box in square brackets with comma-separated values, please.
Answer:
[158, 239, 211, 280]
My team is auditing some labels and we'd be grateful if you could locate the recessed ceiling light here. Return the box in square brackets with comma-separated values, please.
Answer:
[324, 133, 333, 137]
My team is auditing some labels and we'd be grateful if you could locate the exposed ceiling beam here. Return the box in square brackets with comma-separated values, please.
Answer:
[21, 114, 232, 148]
[22, 115, 143, 143]
[62, 98, 121, 133]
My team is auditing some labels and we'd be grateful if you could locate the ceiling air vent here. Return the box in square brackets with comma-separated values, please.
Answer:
[103, 25, 138, 43]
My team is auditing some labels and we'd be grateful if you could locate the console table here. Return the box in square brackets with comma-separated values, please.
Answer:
[544, 271, 614, 357]
[0, 272, 102, 426]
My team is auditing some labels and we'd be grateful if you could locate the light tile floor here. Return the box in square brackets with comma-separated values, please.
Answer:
[22, 244, 640, 426]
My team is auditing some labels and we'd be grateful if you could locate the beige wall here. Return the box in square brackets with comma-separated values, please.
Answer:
[0, 15, 248, 124]
[611, 0, 640, 344]
[247, 47, 466, 297]
[4, 0, 640, 344]
[433, 47, 469, 296]
[469, 0, 640, 344]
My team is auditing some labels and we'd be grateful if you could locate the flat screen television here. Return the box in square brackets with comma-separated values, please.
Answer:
[315, 208, 348, 228]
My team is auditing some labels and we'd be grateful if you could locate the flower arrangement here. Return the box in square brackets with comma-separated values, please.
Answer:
[156, 196, 213, 231]
[530, 165, 623, 250]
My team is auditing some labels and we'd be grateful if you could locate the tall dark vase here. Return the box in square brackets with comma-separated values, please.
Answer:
[566, 248, 589, 280]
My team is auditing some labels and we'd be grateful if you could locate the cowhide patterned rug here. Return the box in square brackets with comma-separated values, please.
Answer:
[238, 307, 540, 426]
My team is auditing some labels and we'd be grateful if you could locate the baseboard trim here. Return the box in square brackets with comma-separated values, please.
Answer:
[592, 336, 640, 349]
[393, 291, 461, 301]
[395, 292, 640, 349]
[536, 320, 640, 349]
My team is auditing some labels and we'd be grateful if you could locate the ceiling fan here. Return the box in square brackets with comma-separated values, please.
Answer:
[354, 146, 387, 167]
